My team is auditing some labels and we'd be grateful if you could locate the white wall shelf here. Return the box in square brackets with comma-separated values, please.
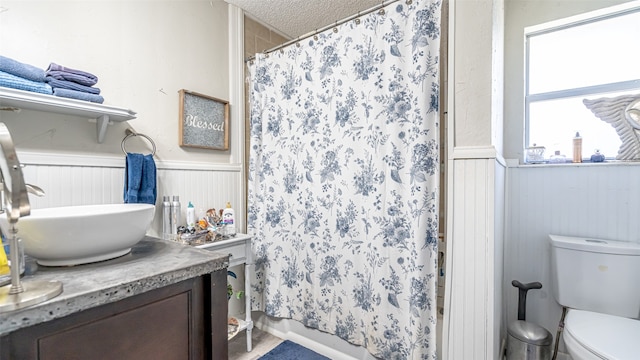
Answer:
[0, 87, 136, 143]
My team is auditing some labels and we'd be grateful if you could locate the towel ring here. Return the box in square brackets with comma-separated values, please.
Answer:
[121, 129, 156, 156]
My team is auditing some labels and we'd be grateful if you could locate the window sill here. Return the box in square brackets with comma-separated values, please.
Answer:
[509, 159, 640, 168]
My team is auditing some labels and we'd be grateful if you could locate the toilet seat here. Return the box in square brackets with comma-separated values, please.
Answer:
[564, 309, 640, 360]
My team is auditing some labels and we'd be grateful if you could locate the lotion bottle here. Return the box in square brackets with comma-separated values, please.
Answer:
[222, 202, 236, 236]
[572, 132, 582, 163]
[186, 201, 196, 231]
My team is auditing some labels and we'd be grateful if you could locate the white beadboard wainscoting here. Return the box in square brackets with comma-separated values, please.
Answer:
[443, 147, 506, 360]
[16, 151, 245, 239]
[504, 161, 640, 355]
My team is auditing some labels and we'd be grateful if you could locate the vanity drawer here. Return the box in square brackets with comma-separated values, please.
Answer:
[215, 243, 246, 266]
[198, 238, 249, 267]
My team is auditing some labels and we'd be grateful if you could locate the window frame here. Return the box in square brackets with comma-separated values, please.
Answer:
[524, 1, 640, 160]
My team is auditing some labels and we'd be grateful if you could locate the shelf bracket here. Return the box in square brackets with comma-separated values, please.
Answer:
[96, 115, 110, 143]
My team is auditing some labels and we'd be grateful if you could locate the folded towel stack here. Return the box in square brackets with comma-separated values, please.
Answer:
[0, 55, 52, 94]
[45, 62, 104, 104]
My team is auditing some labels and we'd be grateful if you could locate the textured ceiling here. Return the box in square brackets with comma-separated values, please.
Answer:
[225, 0, 382, 38]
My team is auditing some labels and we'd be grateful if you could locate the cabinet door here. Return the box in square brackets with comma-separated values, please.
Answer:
[1, 276, 212, 360]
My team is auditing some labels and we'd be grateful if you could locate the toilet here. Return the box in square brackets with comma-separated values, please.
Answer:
[549, 234, 640, 360]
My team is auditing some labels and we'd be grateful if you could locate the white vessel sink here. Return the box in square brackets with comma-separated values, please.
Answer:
[0, 204, 155, 266]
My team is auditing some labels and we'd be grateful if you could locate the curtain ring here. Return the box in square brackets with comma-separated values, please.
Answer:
[313, 31, 318, 41]
[406, 0, 413, 4]
[354, 11, 361, 25]
[121, 129, 156, 156]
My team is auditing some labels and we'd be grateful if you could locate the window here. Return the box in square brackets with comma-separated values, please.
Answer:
[525, 2, 640, 162]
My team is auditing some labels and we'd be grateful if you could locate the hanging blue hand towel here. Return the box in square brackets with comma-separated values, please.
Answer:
[139, 154, 157, 205]
[124, 153, 143, 204]
[123, 153, 156, 205]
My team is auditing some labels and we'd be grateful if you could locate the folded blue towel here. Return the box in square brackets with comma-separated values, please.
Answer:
[45, 76, 101, 94]
[53, 88, 104, 104]
[0, 70, 53, 94]
[124, 153, 156, 205]
[46, 70, 98, 87]
[46, 62, 98, 86]
[0, 55, 46, 83]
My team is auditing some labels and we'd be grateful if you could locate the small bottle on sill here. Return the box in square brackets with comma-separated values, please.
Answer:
[572, 132, 582, 163]
[590, 150, 605, 163]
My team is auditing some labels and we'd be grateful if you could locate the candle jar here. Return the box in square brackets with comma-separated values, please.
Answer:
[526, 144, 546, 164]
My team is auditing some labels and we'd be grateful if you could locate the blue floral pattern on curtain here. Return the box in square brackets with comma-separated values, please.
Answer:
[248, 0, 441, 358]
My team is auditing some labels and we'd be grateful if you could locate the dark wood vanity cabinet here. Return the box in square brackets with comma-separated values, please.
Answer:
[0, 269, 228, 360]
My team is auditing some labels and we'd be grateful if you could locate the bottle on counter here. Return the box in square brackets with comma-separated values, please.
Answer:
[222, 202, 236, 236]
[186, 201, 196, 231]
[162, 196, 172, 240]
[573, 132, 582, 163]
[170, 196, 181, 237]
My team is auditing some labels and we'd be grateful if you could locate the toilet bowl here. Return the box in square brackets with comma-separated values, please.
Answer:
[549, 235, 640, 360]
[563, 309, 640, 360]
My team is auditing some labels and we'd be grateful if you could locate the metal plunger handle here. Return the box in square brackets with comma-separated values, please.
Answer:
[512, 280, 542, 321]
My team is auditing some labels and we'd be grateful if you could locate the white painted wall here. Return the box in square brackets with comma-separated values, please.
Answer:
[443, 149, 506, 359]
[444, 0, 506, 357]
[18, 152, 243, 239]
[452, 1, 495, 147]
[0, 0, 232, 164]
[504, 162, 640, 354]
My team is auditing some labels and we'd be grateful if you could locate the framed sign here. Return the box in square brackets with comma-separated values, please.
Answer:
[179, 89, 229, 150]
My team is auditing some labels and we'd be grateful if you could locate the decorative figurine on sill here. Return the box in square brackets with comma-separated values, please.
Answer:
[583, 95, 640, 160]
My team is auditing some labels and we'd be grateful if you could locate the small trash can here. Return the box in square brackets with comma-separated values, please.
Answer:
[506, 320, 552, 360]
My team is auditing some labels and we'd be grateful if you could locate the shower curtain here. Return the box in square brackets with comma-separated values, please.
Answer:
[247, 0, 441, 358]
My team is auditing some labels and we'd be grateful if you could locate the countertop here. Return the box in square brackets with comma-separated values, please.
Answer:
[0, 236, 229, 336]
[195, 233, 252, 250]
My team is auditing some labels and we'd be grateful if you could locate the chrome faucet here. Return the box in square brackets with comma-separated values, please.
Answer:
[0, 183, 45, 213]
[0, 122, 30, 224]
[0, 122, 62, 312]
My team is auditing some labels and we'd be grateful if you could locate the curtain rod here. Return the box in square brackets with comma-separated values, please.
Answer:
[245, 0, 406, 63]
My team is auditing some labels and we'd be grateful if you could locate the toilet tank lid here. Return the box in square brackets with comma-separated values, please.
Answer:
[549, 234, 640, 255]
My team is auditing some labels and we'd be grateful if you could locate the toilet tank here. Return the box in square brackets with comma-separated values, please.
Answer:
[549, 234, 640, 319]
